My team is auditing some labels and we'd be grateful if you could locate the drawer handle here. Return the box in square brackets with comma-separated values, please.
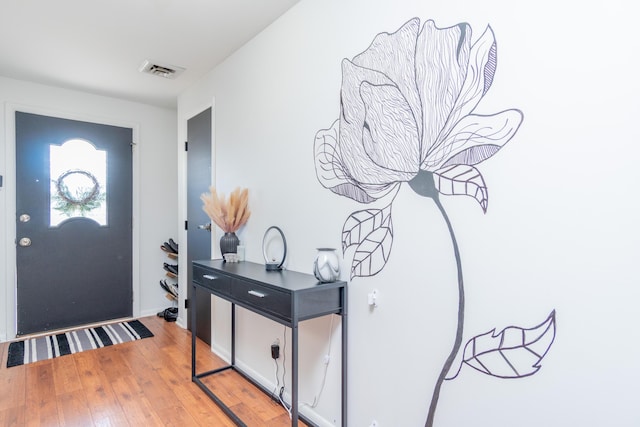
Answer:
[202, 274, 217, 280]
[248, 290, 266, 298]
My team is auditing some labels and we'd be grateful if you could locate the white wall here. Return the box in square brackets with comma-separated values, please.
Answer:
[178, 0, 640, 426]
[0, 75, 178, 341]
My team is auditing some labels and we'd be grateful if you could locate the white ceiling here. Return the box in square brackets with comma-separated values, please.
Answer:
[0, 0, 300, 109]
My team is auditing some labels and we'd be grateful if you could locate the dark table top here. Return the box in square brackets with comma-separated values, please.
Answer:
[193, 259, 346, 293]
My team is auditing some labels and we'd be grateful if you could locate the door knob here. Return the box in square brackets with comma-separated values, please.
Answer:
[19, 214, 31, 223]
[197, 223, 211, 231]
[18, 237, 32, 247]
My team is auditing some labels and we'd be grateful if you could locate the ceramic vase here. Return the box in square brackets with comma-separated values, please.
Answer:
[313, 248, 340, 282]
[220, 232, 239, 255]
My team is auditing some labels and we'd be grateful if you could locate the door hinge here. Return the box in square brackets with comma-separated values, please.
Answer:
[184, 141, 188, 151]
[184, 299, 190, 309]
[184, 220, 188, 230]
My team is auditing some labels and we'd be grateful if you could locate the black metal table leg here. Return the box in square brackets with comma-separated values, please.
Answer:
[342, 286, 348, 426]
[292, 321, 299, 426]
[191, 282, 197, 379]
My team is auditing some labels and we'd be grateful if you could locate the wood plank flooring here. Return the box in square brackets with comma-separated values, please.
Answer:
[0, 315, 304, 427]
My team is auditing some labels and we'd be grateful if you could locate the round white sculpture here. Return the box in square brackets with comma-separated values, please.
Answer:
[313, 248, 340, 283]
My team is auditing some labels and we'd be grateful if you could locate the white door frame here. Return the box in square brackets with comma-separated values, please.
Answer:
[2, 102, 141, 340]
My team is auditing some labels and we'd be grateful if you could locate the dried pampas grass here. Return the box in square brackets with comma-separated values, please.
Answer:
[201, 187, 251, 233]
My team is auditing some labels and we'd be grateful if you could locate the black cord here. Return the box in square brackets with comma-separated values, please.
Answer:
[281, 326, 287, 386]
[278, 326, 291, 415]
[272, 358, 280, 399]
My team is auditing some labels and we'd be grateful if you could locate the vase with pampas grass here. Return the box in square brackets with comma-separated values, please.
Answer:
[200, 187, 251, 257]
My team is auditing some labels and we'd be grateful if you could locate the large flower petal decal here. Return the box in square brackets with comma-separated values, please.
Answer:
[315, 18, 523, 277]
[314, 18, 523, 211]
[314, 19, 555, 427]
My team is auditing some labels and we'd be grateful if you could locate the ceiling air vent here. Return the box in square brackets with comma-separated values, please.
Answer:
[139, 60, 185, 79]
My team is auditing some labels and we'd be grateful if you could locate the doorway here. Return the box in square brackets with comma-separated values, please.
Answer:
[15, 112, 133, 335]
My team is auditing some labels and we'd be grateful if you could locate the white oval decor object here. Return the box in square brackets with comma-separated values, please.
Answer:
[313, 248, 340, 283]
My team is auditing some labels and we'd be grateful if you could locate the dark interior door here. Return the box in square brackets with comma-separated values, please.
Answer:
[187, 107, 212, 344]
[15, 112, 133, 336]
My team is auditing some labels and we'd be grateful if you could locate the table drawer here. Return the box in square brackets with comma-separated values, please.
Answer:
[193, 266, 232, 297]
[230, 280, 291, 320]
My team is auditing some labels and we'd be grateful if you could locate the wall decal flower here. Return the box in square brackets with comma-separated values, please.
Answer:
[314, 18, 556, 426]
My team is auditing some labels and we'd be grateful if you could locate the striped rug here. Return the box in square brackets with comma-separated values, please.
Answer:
[6, 319, 154, 368]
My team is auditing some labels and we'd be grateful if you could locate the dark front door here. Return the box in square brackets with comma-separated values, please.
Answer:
[15, 112, 133, 336]
[187, 107, 212, 344]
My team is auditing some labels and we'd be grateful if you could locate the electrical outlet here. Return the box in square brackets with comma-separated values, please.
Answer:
[271, 342, 280, 359]
[368, 289, 378, 307]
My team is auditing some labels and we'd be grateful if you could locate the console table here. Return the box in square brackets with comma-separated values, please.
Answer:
[191, 260, 348, 427]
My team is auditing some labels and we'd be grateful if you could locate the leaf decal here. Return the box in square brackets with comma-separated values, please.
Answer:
[433, 164, 488, 212]
[351, 225, 393, 278]
[342, 204, 393, 278]
[342, 204, 393, 252]
[447, 310, 556, 380]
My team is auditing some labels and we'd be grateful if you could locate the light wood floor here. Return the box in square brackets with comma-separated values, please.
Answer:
[0, 315, 304, 427]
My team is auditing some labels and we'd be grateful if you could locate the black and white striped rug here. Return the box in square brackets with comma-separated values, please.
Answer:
[6, 319, 154, 368]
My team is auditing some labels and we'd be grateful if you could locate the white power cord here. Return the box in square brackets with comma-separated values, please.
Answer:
[276, 316, 336, 416]
[302, 315, 335, 409]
